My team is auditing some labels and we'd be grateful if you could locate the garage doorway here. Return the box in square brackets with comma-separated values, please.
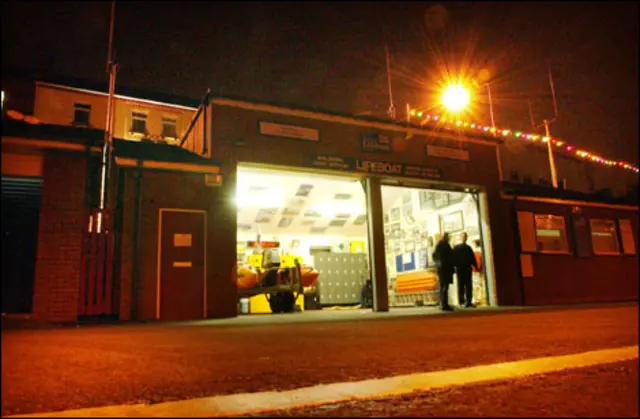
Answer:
[157, 209, 206, 321]
[1, 176, 42, 314]
[381, 185, 491, 309]
[235, 165, 371, 314]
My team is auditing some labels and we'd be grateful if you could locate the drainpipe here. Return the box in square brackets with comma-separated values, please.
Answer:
[130, 167, 143, 320]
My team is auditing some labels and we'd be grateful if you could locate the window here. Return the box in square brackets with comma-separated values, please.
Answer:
[590, 219, 620, 255]
[534, 214, 569, 253]
[130, 111, 147, 134]
[161, 117, 178, 139]
[73, 103, 91, 126]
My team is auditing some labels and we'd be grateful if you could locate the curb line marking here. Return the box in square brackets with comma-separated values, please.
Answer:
[7, 345, 638, 418]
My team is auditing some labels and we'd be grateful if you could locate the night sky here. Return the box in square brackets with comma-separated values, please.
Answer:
[2, 1, 638, 165]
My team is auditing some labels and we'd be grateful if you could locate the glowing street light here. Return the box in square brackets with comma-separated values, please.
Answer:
[441, 84, 471, 113]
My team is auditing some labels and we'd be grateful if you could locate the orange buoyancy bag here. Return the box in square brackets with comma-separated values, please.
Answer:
[237, 264, 260, 290]
[300, 266, 319, 287]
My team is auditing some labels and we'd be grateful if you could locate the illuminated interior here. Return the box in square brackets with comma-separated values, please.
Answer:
[381, 186, 489, 308]
[235, 166, 370, 314]
[235, 166, 491, 313]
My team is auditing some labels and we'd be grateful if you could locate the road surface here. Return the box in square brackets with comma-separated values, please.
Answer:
[1, 303, 637, 416]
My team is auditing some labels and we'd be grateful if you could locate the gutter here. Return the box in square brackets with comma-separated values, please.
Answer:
[130, 166, 143, 321]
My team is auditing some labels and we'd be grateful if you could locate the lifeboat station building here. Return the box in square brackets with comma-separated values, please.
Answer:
[1, 77, 638, 323]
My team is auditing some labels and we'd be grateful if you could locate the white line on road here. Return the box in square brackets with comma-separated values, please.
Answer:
[7, 345, 638, 418]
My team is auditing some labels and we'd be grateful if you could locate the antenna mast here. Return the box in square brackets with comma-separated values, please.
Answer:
[385, 45, 396, 120]
[530, 64, 560, 189]
[98, 0, 118, 231]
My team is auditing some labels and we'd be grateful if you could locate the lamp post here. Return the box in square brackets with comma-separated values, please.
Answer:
[472, 79, 504, 183]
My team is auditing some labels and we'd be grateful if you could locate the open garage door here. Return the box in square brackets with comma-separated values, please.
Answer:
[235, 166, 372, 314]
[1, 176, 42, 314]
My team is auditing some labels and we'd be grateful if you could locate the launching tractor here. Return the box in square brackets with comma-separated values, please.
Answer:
[237, 248, 319, 314]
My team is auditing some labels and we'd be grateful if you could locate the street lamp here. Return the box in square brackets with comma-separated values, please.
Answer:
[441, 84, 471, 113]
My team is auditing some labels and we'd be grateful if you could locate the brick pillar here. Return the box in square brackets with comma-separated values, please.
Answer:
[32, 151, 88, 322]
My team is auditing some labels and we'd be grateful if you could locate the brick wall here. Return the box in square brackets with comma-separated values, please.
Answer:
[495, 198, 639, 305]
[116, 169, 136, 321]
[32, 151, 88, 322]
[117, 167, 237, 321]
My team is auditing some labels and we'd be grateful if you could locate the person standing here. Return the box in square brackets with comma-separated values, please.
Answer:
[472, 239, 483, 274]
[453, 232, 479, 308]
[432, 232, 455, 311]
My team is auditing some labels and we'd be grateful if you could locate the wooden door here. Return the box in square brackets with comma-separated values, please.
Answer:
[158, 210, 206, 321]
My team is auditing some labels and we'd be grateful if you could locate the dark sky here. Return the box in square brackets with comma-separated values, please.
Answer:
[2, 1, 638, 165]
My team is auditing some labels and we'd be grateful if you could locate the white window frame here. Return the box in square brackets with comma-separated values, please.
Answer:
[73, 103, 92, 126]
[534, 214, 571, 254]
[130, 111, 148, 135]
[161, 117, 178, 140]
[589, 218, 621, 256]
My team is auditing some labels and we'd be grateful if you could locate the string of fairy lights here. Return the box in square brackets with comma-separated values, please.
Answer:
[407, 109, 640, 174]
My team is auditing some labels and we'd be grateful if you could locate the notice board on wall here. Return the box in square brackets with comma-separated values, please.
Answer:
[571, 214, 592, 258]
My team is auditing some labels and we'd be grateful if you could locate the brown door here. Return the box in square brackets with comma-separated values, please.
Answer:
[159, 210, 206, 321]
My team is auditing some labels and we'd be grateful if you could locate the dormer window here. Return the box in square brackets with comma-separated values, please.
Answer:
[130, 111, 147, 134]
[161, 117, 177, 140]
[73, 103, 91, 126]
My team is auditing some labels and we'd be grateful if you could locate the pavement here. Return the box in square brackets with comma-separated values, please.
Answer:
[1, 303, 638, 417]
[261, 360, 639, 418]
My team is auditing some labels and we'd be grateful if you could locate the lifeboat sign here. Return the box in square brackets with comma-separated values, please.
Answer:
[305, 155, 441, 180]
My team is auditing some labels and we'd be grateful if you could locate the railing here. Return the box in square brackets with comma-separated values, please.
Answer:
[78, 209, 116, 317]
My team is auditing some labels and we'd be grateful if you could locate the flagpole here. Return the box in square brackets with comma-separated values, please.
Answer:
[98, 0, 117, 232]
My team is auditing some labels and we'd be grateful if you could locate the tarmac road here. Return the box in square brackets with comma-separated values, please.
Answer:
[1, 304, 637, 416]
[259, 360, 639, 418]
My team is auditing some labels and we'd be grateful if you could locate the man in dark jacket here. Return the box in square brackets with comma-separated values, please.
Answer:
[453, 232, 479, 308]
[432, 232, 455, 311]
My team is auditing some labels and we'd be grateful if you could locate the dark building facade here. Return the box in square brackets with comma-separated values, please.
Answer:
[2, 79, 638, 323]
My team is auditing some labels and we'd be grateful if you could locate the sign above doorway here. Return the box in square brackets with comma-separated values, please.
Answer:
[259, 121, 320, 142]
[426, 144, 470, 161]
[305, 154, 442, 180]
[361, 133, 393, 154]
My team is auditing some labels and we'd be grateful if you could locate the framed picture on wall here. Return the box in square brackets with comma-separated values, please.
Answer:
[405, 240, 416, 253]
[441, 210, 464, 234]
[402, 190, 412, 204]
[402, 202, 413, 218]
[390, 207, 401, 222]
[433, 191, 450, 209]
[419, 191, 431, 211]
[427, 235, 434, 248]
[389, 223, 401, 238]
